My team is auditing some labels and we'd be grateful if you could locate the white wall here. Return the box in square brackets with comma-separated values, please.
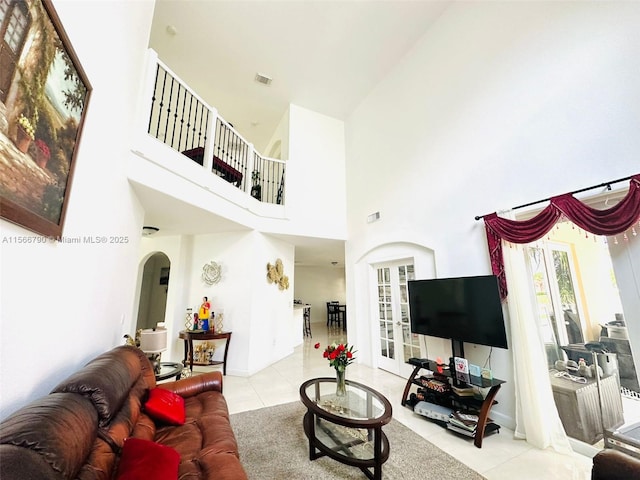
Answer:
[281, 105, 347, 239]
[0, 0, 155, 420]
[293, 265, 346, 324]
[265, 108, 289, 161]
[137, 230, 295, 376]
[189, 232, 256, 374]
[345, 1, 640, 427]
[246, 233, 296, 372]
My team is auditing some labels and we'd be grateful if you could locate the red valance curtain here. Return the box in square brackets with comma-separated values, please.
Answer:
[484, 174, 640, 299]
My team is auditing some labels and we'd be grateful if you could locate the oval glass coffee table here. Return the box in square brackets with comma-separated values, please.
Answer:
[299, 377, 393, 480]
[155, 362, 183, 382]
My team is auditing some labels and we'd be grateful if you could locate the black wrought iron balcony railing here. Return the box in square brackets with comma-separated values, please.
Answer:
[145, 55, 285, 205]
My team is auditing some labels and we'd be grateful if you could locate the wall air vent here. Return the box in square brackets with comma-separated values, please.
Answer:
[367, 212, 381, 223]
[255, 73, 273, 86]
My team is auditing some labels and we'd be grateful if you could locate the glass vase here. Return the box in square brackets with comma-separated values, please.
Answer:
[335, 367, 347, 397]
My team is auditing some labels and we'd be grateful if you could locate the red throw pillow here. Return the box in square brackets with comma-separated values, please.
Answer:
[144, 388, 186, 425]
[116, 437, 180, 480]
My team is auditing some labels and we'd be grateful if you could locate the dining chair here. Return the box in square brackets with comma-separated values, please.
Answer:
[303, 306, 312, 337]
[337, 304, 346, 331]
[326, 302, 340, 326]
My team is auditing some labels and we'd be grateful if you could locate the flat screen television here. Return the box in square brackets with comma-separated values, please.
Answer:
[408, 275, 508, 350]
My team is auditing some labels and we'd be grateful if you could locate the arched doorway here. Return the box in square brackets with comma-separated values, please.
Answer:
[356, 241, 436, 376]
[136, 252, 170, 331]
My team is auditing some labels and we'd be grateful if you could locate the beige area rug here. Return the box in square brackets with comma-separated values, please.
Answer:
[230, 401, 486, 480]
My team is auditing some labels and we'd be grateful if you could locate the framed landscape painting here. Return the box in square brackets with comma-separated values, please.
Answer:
[0, 0, 91, 238]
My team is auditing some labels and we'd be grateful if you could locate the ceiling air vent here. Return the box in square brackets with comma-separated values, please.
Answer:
[255, 73, 272, 86]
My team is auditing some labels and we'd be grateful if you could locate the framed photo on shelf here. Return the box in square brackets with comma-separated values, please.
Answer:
[454, 356, 470, 383]
[0, 0, 92, 238]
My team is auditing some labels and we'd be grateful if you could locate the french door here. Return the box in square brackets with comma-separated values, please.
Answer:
[526, 242, 585, 358]
[375, 261, 420, 377]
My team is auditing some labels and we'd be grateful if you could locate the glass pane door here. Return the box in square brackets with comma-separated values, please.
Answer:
[398, 264, 420, 365]
[375, 262, 418, 376]
[551, 249, 583, 344]
[527, 242, 585, 367]
[377, 267, 394, 362]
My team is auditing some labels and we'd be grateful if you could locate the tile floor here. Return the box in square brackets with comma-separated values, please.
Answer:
[197, 323, 600, 479]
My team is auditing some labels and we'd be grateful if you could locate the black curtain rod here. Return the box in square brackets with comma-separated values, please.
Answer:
[474, 174, 634, 221]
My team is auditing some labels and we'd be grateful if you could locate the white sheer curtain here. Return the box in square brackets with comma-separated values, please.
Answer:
[500, 211, 572, 454]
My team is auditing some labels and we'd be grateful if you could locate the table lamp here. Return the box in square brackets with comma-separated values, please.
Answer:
[139, 327, 167, 374]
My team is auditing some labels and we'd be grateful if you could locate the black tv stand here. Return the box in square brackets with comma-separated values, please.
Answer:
[402, 357, 505, 448]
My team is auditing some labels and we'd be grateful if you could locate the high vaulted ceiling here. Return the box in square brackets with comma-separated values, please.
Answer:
[149, 0, 451, 152]
[144, 0, 452, 266]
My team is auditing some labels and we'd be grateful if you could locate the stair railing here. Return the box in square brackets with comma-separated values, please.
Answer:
[141, 49, 284, 204]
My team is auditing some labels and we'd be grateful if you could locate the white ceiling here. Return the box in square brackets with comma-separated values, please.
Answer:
[141, 0, 452, 266]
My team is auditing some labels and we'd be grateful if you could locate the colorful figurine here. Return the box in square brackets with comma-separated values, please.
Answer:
[199, 296, 211, 320]
[199, 296, 211, 330]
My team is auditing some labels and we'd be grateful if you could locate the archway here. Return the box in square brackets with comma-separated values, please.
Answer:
[136, 252, 170, 331]
[353, 240, 436, 374]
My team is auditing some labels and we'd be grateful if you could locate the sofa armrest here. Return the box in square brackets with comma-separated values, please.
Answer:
[157, 371, 223, 398]
[592, 449, 640, 480]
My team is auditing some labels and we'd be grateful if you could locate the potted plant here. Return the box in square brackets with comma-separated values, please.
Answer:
[34, 139, 51, 169]
[251, 170, 262, 200]
[15, 114, 35, 153]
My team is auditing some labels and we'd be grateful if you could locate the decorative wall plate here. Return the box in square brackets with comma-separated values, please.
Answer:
[202, 261, 222, 285]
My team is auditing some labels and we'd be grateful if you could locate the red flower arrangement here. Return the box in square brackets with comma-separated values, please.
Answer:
[35, 139, 50, 159]
[315, 342, 356, 371]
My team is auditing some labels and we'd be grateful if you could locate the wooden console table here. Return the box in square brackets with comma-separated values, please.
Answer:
[179, 330, 232, 375]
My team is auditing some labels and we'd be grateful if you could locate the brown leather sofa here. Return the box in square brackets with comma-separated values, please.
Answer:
[592, 449, 640, 480]
[0, 345, 248, 480]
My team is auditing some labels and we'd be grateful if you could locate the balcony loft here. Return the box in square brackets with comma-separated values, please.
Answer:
[128, 50, 289, 234]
